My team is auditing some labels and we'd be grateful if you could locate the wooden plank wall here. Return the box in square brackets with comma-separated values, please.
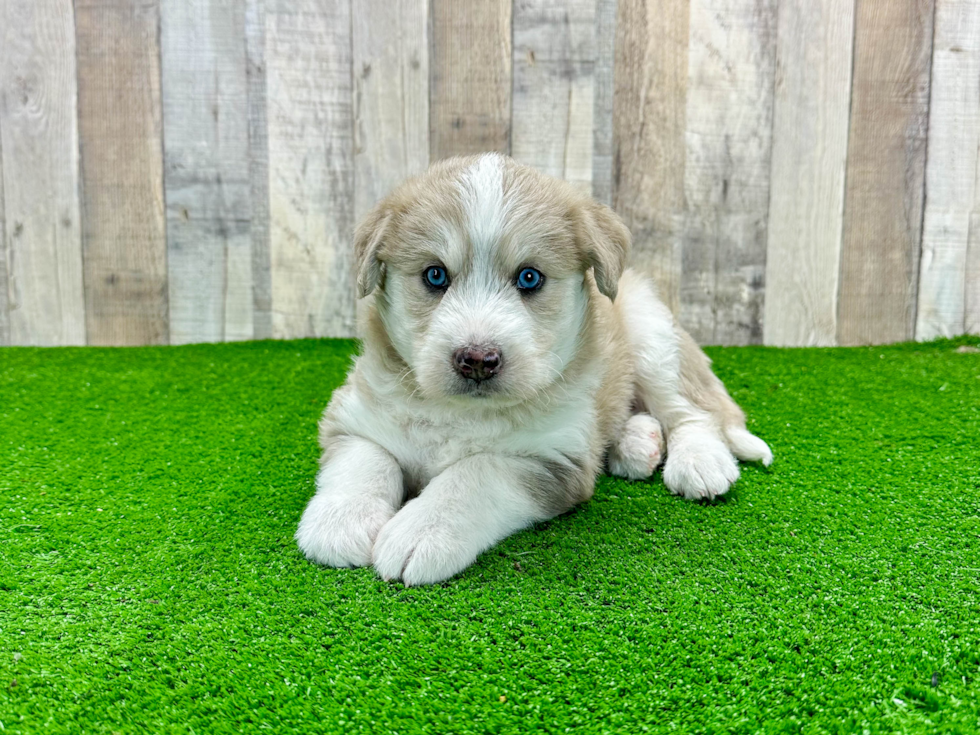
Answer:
[266, 0, 356, 339]
[512, 0, 596, 194]
[0, 100, 8, 346]
[245, 0, 272, 341]
[76, 0, 168, 346]
[764, 0, 854, 347]
[0, 0, 85, 346]
[1, 0, 978, 347]
[352, 0, 430, 223]
[161, 0, 253, 344]
[613, 0, 689, 318]
[678, 0, 775, 346]
[430, 0, 512, 159]
[916, 0, 980, 340]
[837, 0, 934, 346]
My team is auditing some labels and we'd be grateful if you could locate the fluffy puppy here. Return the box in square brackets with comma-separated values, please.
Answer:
[296, 154, 772, 586]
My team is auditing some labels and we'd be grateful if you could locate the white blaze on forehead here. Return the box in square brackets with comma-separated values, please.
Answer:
[456, 154, 510, 269]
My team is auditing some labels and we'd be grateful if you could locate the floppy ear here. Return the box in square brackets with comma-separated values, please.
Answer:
[573, 200, 631, 300]
[354, 205, 392, 298]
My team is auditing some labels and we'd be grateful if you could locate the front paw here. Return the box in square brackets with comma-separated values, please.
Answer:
[296, 493, 395, 568]
[662, 432, 739, 500]
[373, 500, 476, 586]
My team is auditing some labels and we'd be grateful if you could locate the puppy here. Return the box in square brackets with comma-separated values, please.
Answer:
[296, 154, 772, 586]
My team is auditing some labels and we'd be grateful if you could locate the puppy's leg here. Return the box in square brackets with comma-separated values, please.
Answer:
[295, 436, 403, 568]
[373, 454, 577, 586]
[674, 327, 773, 466]
[616, 271, 771, 500]
[608, 413, 666, 480]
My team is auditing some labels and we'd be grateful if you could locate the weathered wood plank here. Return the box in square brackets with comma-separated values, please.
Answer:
[246, 0, 272, 340]
[968, 184, 980, 336]
[352, 0, 429, 223]
[915, 0, 980, 341]
[763, 0, 855, 346]
[76, 0, 168, 346]
[161, 0, 253, 345]
[838, 0, 934, 346]
[511, 0, 596, 194]
[612, 0, 690, 316]
[430, 0, 512, 159]
[592, 0, 617, 205]
[0, 0, 85, 346]
[680, 0, 777, 346]
[0, 125, 8, 345]
[266, 0, 356, 338]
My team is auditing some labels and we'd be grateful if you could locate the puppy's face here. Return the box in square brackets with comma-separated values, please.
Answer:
[356, 154, 630, 405]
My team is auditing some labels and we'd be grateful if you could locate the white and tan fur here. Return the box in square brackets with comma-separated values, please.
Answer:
[296, 154, 772, 586]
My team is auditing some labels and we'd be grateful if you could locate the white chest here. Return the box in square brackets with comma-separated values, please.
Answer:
[331, 387, 596, 490]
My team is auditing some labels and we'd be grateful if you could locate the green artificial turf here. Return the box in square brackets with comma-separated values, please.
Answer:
[1, 337, 979, 734]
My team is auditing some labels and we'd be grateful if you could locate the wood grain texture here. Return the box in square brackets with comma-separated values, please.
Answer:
[592, 0, 617, 205]
[246, 0, 272, 340]
[266, 0, 356, 339]
[352, 0, 429, 223]
[5, 0, 979, 348]
[612, 0, 689, 316]
[76, 0, 168, 346]
[511, 0, 596, 194]
[968, 166, 980, 336]
[680, 0, 777, 346]
[915, 0, 980, 340]
[0, 0, 85, 346]
[763, 0, 855, 346]
[0, 126, 8, 345]
[429, 0, 512, 159]
[161, 0, 253, 345]
[838, 0, 934, 346]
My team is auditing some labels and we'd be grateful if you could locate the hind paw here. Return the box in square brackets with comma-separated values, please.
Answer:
[608, 413, 666, 480]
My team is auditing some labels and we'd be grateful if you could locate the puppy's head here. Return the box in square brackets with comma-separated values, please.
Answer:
[357, 154, 630, 404]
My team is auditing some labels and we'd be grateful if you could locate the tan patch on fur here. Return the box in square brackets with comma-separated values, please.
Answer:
[586, 275, 636, 471]
[676, 327, 748, 433]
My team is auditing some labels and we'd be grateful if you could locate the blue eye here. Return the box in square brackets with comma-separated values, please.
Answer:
[424, 265, 449, 289]
[516, 267, 543, 291]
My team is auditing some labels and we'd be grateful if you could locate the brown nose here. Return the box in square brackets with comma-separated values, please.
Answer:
[453, 346, 501, 382]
